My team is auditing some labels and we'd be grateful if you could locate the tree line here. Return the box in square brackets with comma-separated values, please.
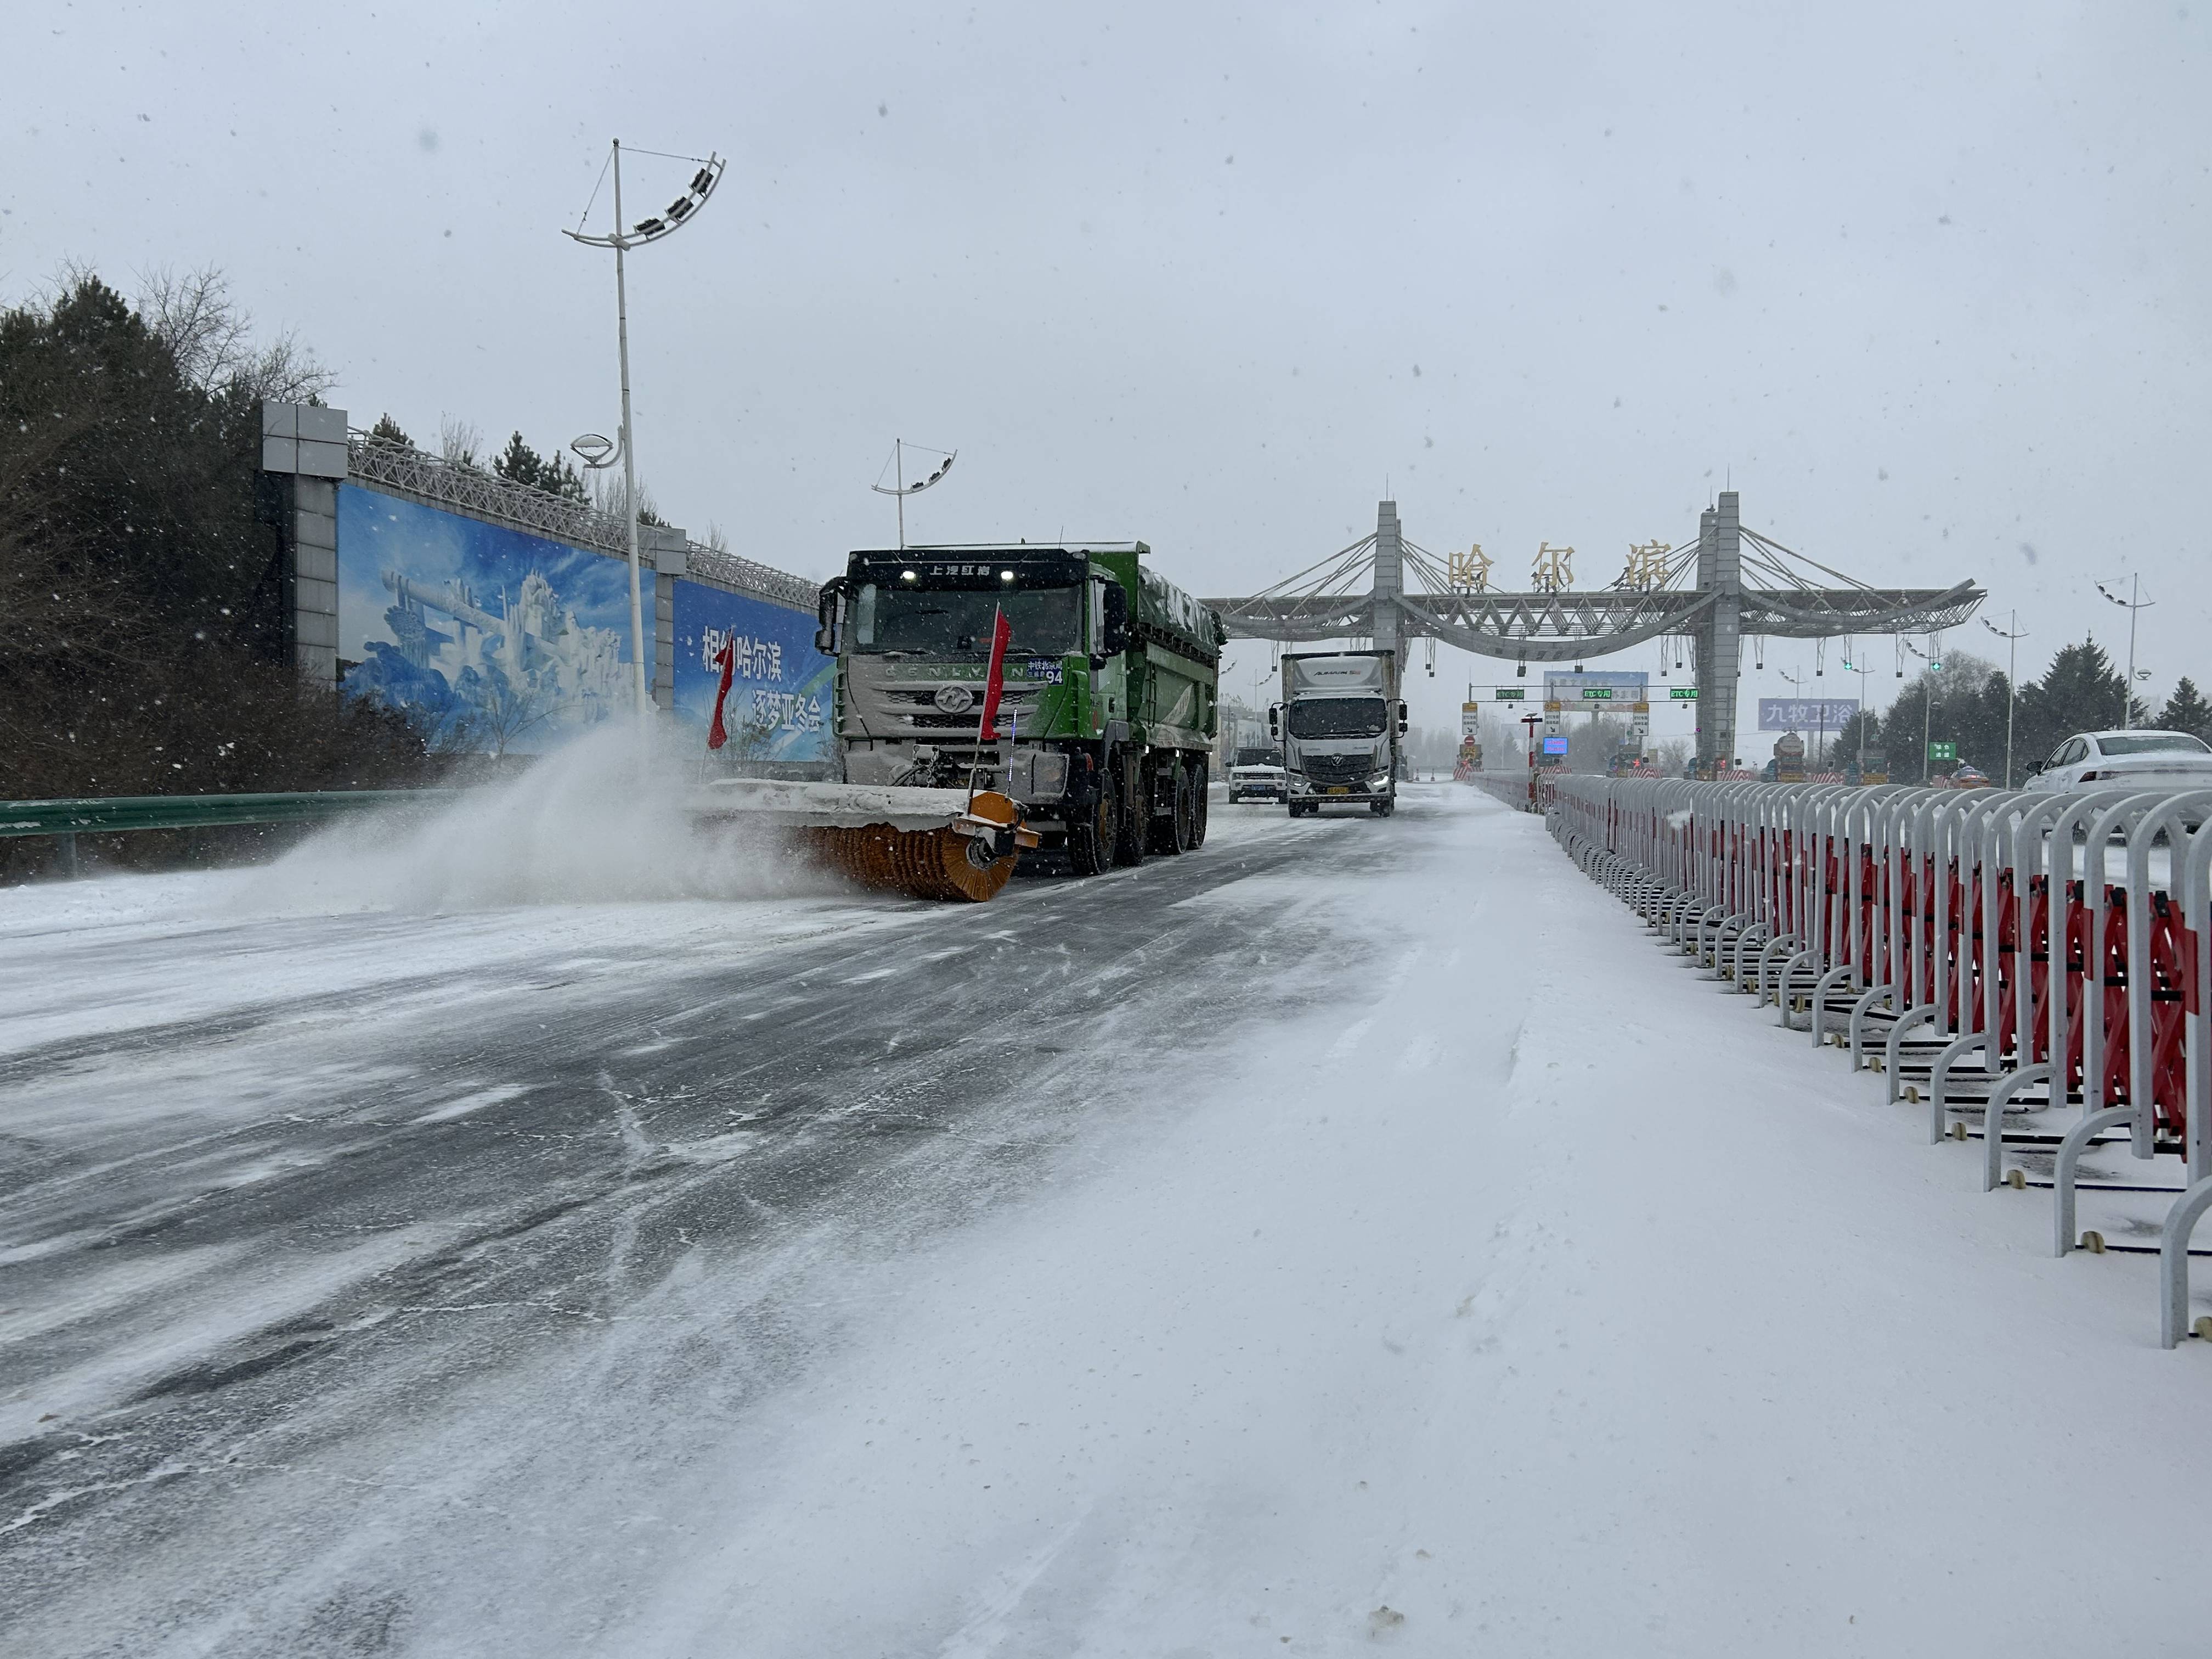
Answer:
[0, 270, 607, 874]
[1812, 640, 2210, 781]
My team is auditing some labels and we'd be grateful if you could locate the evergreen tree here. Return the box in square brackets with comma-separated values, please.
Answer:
[539, 449, 587, 503]
[1822, 709, 1882, 772]
[1876, 651, 2001, 777]
[0, 272, 437, 825]
[2017, 638, 2126, 764]
[493, 430, 545, 488]
[492, 431, 588, 502]
[2158, 677, 2212, 741]
[369, 413, 414, 449]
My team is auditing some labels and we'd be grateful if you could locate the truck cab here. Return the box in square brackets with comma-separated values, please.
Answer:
[1269, 650, 1408, 817]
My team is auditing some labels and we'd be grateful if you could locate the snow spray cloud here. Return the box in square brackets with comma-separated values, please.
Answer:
[244, 727, 839, 914]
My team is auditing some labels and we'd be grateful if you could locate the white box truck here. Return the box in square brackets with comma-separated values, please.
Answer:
[1268, 650, 1408, 817]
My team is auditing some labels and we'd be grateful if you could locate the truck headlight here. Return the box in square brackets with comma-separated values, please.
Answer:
[1368, 775, 1391, 792]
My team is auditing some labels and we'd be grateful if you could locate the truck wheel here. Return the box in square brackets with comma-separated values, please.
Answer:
[1145, 756, 1180, 856]
[1169, 763, 1198, 854]
[1111, 748, 1148, 866]
[1189, 757, 1209, 848]
[1067, 776, 1115, 876]
[1369, 798, 1389, 817]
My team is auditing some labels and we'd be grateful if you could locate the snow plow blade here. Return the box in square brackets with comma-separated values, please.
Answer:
[690, 780, 1039, 902]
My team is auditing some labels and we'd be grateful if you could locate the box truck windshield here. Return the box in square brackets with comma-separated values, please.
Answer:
[851, 583, 1080, 656]
[1288, 697, 1388, 739]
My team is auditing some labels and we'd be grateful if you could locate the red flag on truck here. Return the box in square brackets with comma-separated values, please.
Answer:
[706, 636, 737, 751]
[977, 608, 1013, 741]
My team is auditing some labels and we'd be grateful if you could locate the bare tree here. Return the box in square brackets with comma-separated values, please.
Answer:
[137, 266, 338, 403]
[589, 470, 669, 527]
[438, 415, 485, 471]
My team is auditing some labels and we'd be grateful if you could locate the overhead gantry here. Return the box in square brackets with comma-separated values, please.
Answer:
[1203, 492, 1984, 770]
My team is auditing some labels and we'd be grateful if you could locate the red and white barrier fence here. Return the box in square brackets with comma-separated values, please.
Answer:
[1537, 776, 2212, 1348]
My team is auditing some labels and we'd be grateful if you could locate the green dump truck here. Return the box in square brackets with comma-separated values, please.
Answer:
[814, 543, 1224, 875]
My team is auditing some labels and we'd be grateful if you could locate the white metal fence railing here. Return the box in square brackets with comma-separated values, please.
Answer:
[1525, 774, 2212, 1348]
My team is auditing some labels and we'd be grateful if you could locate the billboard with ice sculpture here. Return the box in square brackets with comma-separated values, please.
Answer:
[335, 485, 650, 753]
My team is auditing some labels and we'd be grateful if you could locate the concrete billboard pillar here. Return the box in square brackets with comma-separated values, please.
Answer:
[259, 402, 349, 686]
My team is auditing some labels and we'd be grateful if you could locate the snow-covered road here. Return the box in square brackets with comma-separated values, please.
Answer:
[5, 784, 2212, 1656]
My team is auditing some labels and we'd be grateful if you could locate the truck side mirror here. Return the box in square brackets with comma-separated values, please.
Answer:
[1100, 583, 1129, 655]
[1267, 703, 1282, 741]
[813, 578, 847, 656]
[1396, 701, 1409, 737]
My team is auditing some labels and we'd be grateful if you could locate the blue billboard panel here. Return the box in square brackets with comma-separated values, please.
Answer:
[1541, 735, 1570, 755]
[670, 580, 832, 763]
[1758, 697, 1859, 732]
[335, 485, 650, 752]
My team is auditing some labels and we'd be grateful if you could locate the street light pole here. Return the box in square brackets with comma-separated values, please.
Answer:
[1983, 611, 2027, 786]
[2096, 575, 2154, 729]
[2126, 573, 2141, 728]
[871, 440, 957, 549]
[1836, 651, 1875, 779]
[611, 142, 646, 725]
[564, 140, 725, 729]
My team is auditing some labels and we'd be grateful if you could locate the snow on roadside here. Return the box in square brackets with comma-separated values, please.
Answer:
[0, 734, 930, 1060]
[584, 787, 2212, 1657]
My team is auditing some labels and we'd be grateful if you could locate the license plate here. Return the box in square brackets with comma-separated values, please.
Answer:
[1327, 786, 1348, 795]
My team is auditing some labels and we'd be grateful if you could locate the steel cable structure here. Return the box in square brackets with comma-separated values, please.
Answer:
[1205, 493, 1984, 770]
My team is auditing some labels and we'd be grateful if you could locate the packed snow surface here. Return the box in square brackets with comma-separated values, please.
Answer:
[4, 781, 2211, 1655]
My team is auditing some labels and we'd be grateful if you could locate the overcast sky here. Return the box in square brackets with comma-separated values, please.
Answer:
[9, 1, 2207, 746]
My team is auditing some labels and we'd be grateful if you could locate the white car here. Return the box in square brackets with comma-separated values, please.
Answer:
[1227, 763, 1287, 803]
[2024, 729, 2212, 794]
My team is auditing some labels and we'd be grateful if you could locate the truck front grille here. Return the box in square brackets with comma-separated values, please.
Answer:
[1300, 754, 1372, 784]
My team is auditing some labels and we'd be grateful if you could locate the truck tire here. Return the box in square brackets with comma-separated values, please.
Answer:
[1067, 774, 1115, 876]
[1189, 757, 1209, 848]
[1111, 748, 1148, 866]
[1169, 762, 1198, 854]
[1144, 755, 1180, 856]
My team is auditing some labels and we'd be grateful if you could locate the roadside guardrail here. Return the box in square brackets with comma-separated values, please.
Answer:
[1530, 775, 2212, 1348]
[1, 791, 449, 877]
